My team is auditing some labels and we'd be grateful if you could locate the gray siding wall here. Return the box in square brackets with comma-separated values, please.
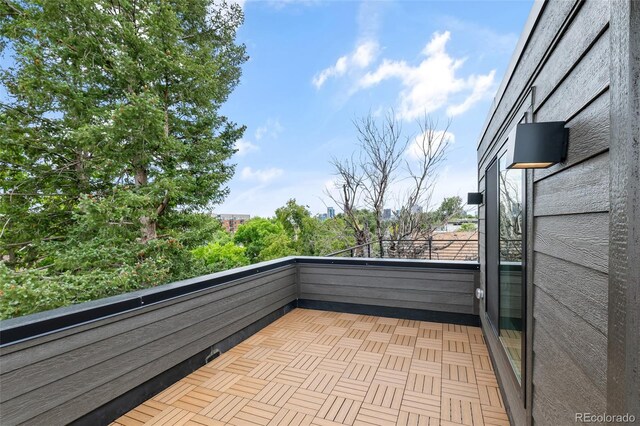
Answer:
[0, 264, 297, 426]
[298, 262, 478, 315]
[476, 1, 610, 424]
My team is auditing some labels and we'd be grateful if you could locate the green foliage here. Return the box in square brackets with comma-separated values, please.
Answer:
[192, 242, 249, 271]
[0, 0, 247, 319]
[435, 196, 465, 222]
[233, 217, 297, 261]
[1, 0, 247, 254]
[311, 217, 356, 255]
[459, 223, 477, 232]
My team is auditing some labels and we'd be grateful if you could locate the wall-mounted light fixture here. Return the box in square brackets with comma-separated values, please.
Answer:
[467, 192, 483, 205]
[506, 121, 569, 169]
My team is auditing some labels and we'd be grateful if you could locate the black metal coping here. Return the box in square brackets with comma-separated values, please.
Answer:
[0, 257, 479, 346]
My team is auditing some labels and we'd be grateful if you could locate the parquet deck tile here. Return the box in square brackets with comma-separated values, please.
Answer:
[283, 388, 329, 416]
[400, 390, 440, 418]
[351, 351, 383, 366]
[372, 323, 396, 334]
[331, 377, 370, 401]
[343, 362, 377, 382]
[301, 370, 341, 393]
[267, 350, 300, 365]
[397, 411, 439, 426]
[366, 331, 393, 343]
[199, 394, 249, 422]
[347, 328, 371, 340]
[390, 334, 417, 347]
[364, 383, 404, 409]
[317, 334, 343, 346]
[337, 337, 365, 349]
[226, 377, 268, 399]
[228, 401, 281, 425]
[413, 347, 442, 363]
[317, 358, 350, 374]
[394, 326, 419, 337]
[273, 366, 312, 387]
[113, 308, 508, 426]
[316, 395, 362, 425]
[360, 340, 388, 354]
[326, 346, 358, 363]
[406, 373, 441, 395]
[351, 322, 376, 331]
[270, 408, 314, 425]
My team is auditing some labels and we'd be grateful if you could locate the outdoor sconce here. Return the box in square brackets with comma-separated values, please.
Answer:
[467, 192, 483, 205]
[506, 121, 569, 169]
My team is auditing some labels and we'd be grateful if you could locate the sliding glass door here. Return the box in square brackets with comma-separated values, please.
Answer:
[486, 153, 525, 384]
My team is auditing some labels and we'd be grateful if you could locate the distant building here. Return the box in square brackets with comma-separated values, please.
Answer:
[327, 207, 335, 219]
[382, 209, 392, 220]
[215, 214, 250, 233]
[410, 205, 423, 214]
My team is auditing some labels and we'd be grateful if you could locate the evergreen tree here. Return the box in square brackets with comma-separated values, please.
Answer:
[1, 0, 247, 264]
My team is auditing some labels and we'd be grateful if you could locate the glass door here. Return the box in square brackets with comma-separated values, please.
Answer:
[485, 152, 525, 385]
[498, 154, 524, 383]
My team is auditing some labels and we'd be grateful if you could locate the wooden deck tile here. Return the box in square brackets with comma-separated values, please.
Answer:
[316, 395, 362, 425]
[112, 309, 508, 426]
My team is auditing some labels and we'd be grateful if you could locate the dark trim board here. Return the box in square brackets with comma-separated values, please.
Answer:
[298, 299, 480, 327]
[295, 256, 480, 271]
[71, 301, 297, 426]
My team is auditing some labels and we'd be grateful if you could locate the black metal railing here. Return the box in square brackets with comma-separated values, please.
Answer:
[326, 236, 479, 261]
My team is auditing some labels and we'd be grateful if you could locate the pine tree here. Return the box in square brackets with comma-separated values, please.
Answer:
[1, 0, 247, 261]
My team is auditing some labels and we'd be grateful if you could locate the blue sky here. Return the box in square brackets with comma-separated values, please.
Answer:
[0, 0, 533, 218]
[218, 0, 533, 217]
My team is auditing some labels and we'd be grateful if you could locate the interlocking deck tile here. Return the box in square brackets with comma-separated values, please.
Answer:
[112, 309, 508, 426]
[316, 395, 362, 425]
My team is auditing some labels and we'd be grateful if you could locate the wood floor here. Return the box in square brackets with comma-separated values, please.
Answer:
[112, 309, 509, 426]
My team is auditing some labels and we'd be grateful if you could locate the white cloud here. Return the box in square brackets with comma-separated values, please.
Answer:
[240, 166, 284, 183]
[255, 118, 284, 141]
[446, 71, 496, 116]
[407, 130, 455, 160]
[234, 139, 259, 156]
[357, 31, 496, 120]
[312, 40, 380, 89]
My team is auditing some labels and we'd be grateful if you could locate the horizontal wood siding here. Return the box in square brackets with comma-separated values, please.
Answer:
[298, 264, 478, 315]
[476, 1, 611, 424]
[0, 265, 297, 426]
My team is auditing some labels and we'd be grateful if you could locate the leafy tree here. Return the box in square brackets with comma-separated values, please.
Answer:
[233, 218, 296, 261]
[275, 199, 310, 241]
[275, 199, 323, 255]
[459, 222, 477, 232]
[436, 196, 465, 221]
[312, 217, 356, 256]
[192, 241, 249, 271]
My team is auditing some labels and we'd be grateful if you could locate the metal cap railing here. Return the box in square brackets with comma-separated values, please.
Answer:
[326, 236, 479, 261]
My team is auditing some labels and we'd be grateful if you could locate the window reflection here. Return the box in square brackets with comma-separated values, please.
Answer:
[498, 155, 523, 383]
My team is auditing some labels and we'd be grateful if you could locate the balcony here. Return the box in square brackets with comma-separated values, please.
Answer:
[0, 257, 503, 426]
